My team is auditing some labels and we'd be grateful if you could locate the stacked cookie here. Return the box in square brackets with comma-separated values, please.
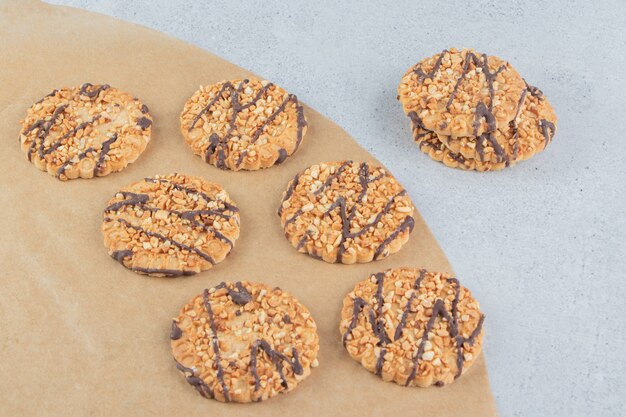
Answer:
[398, 48, 557, 171]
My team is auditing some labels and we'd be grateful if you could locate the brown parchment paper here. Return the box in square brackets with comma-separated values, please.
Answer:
[0, 1, 497, 415]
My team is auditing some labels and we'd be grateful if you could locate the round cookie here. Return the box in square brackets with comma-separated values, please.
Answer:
[278, 161, 416, 264]
[102, 173, 240, 277]
[170, 281, 319, 403]
[19, 83, 152, 180]
[180, 77, 307, 171]
[437, 83, 558, 166]
[398, 48, 526, 138]
[340, 268, 485, 387]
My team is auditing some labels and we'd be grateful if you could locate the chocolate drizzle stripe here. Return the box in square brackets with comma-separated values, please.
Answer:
[284, 208, 304, 228]
[33, 114, 102, 163]
[55, 147, 95, 178]
[91, 139, 109, 160]
[525, 80, 544, 100]
[24, 104, 69, 161]
[203, 288, 231, 402]
[413, 50, 448, 82]
[235, 150, 248, 167]
[312, 160, 352, 196]
[33, 89, 58, 105]
[250, 94, 297, 143]
[55, 131, 119, 178]
[418, 141, 437, 151]
[144, 177, 239, 213]
[510, 88, 528, 160]
[137, 117, 152, 130]
[373, 215, 415, 260]
[179, 208, 235, 221]
[375, 348, 386, 376]
[540, 119, 556, 148]
[445, 52, 474, 111]
[79, 83, 110, 98]
[250, 339, 303, 393]
[104, 191, 150, 212]
[106, 217, 216, 265]
[275, 148, 288, 165]
[133, 267, 196, 277]
[175, 361, 215, 399]
[342, 298, 368, 346]
[294, 102, 307, 150]
[278, 173, 301, 216]
[213, 281, 252, 305]
[472, 102, 497, 136]
[45, 115, 102, 156]
[409, 111, 469, 165]
[393, 269, 426, 341]
[24, 84, 112, 162]
[296, 230, 313, 251]
[190, 83, 233, 129]
[170, 321, 183, 340]
[371, 273, 392, 345]
[475, 130, 508, 164]
[448, 150, 467, 165]
[111, 248, 197, 277]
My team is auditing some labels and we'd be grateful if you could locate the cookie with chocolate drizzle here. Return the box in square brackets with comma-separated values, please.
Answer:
[278, 160, 416, 264]
[19, 83, 152, 180]
[180, 77, 307, 171]
[101, 173, 240, 277]
[171, 281, 319, 403]
[400, 49, 558, 171]
[398, 48, 526, 138]
[340, 268, 485, 387]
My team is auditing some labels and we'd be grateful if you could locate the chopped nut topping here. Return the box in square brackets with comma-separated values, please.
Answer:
[180, 77, 307, 171]
[278, 160, 416, 264]
[171, 281, 319, 403]
[19, 83, 152, 180]
[101, 173, 240, 276]
[340, 268, 484, 387]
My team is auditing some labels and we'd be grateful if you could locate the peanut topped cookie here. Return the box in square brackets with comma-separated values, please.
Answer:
[180, 77, 307, 171]
[340, 268, 485, 387]
[398, 48, 526, 138]
[278, 161, 415, 264]
[19, 83, 152, 180]
[102, 174, 240, 277]
[171, 281, 319, 402]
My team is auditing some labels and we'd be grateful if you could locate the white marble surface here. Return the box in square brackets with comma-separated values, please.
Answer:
[46, 1, 626, 415]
